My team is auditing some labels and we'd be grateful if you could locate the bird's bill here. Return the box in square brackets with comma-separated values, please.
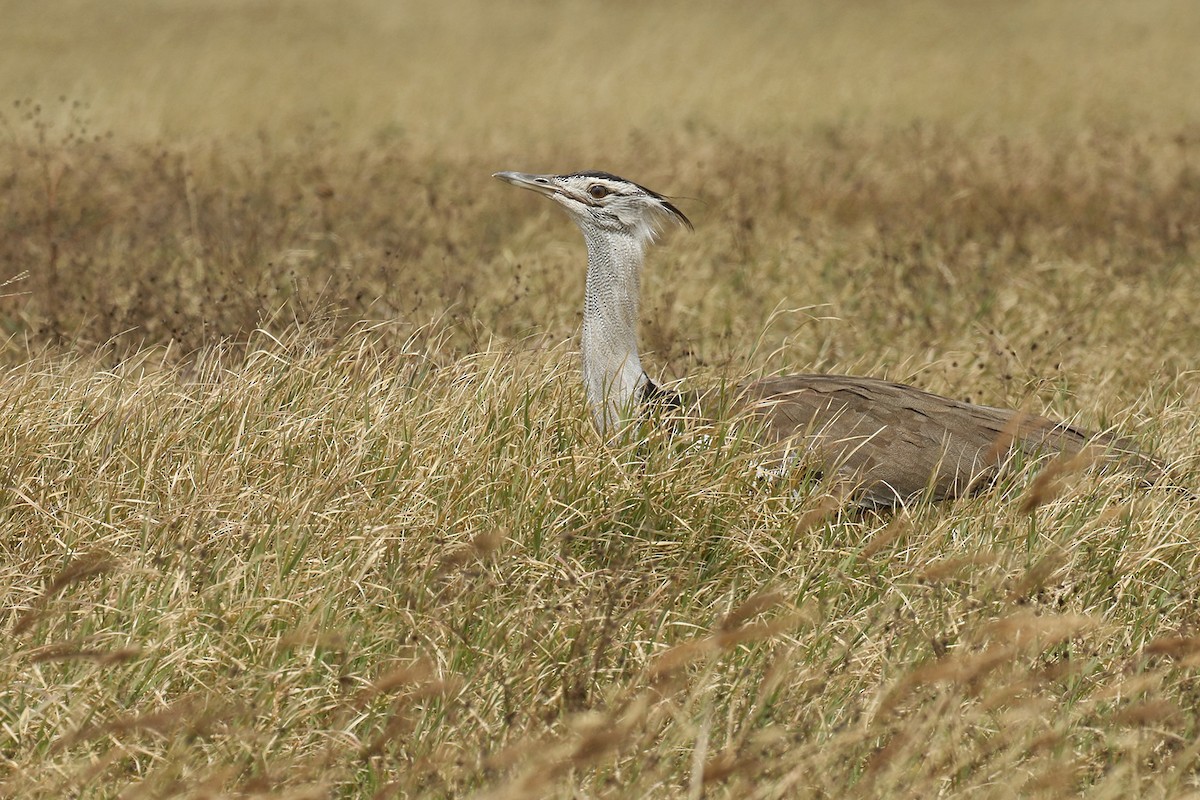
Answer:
[492, 171, 560, 197]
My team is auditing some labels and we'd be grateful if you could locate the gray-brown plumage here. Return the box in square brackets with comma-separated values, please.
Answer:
[734, 374, 1153, 507]
[495, 169, 1163, 507]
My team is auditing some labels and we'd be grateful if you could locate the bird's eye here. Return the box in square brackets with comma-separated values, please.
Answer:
[588, 184, 610, 199]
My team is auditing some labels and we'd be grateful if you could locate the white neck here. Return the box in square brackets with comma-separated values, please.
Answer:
[579, 225, 649, 436]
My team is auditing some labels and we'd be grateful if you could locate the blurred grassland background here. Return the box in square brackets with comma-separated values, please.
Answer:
[2, 1, 1200, 798]
[4, 0, 1200, 146]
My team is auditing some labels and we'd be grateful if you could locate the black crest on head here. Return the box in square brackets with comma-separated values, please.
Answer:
[567, 170, 693, 230]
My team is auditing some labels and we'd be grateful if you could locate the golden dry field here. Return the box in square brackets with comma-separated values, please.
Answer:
[2, 1, 1200, 797]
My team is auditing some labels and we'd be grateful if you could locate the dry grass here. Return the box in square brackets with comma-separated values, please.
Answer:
[3, 0, 1200, 145]
[2, 2, 1200, 797]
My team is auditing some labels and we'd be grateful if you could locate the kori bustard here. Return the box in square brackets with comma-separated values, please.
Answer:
[494, 169, 1157, 507]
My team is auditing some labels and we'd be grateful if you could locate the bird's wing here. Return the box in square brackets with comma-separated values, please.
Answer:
[733, 374, 1111, 506]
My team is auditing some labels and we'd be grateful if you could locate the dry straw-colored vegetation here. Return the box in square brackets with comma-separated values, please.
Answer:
[2, 1, 1199, 797]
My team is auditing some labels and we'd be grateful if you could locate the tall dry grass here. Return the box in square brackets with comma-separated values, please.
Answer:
[0, 322, 1196, 798]
[1, 1, 1199, 797]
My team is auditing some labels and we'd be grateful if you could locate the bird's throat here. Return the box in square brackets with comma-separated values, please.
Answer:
[580, 227, 648, 436]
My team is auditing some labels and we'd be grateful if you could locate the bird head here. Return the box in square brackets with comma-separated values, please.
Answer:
[493, 170, 692, 244]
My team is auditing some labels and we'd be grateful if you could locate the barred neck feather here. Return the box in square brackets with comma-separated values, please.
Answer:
[580, 226, 649, 435]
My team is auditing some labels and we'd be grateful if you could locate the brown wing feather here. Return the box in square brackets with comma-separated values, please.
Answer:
[732, 374, 1153, 507]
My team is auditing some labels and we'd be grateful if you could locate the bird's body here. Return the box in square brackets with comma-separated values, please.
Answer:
[734, 373, 1108, 507]
[494, 169, 1157, 507]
